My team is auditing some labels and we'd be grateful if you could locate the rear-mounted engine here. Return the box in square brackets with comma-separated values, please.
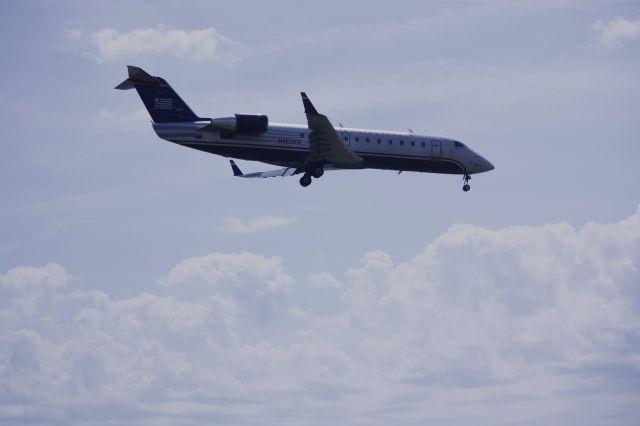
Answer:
[210, 114, 268, 134]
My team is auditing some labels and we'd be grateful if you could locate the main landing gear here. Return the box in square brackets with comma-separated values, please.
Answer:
[300, 174, 312, 187]
[462, 174, 471, 192]
[312, 167, 324, 178]
[299, 165, 324, 187]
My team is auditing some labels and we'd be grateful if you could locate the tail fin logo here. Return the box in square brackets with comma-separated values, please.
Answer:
[154, 97, 173, 110]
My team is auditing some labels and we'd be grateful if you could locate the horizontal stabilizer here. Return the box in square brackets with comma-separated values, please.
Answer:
[115, 66, 159, 90]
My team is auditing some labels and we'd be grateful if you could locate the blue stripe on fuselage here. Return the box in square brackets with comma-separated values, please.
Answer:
[176, 140, 465, 174]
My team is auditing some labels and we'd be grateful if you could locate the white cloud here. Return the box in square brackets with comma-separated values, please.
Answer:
[70, 27, 240, 64]
[159, 252, 292, 323]
[593, 16, 640, 49]
[309, 272, 343, 289]
[0, 262, 68, 292]
[1, 209, 640, 424]
[219, 215, 296, 233]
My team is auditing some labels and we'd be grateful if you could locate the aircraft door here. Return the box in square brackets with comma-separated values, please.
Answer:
[343, 131, 351, 146]
[431, 140, 442, 157]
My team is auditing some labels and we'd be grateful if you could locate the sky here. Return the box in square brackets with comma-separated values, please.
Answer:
[0, 0, 639, 424]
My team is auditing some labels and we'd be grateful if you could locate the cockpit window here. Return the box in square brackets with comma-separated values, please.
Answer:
[454, 141, 466, 148]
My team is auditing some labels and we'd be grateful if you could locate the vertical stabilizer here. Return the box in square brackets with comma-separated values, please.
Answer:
[115, 65, 199, 123]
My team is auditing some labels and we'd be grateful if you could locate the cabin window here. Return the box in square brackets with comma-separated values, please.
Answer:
[377, 139, 381, 144]
[421, 142, 426, 148]
[344, 136, 348, 141]
[355, 137, 359, 142]
[411, 141, 415, 147]
[400, 140, 404, 146]
[388, 140, 392, 145]
[366, 137, 370, 143]
[300, 133, 304, 138]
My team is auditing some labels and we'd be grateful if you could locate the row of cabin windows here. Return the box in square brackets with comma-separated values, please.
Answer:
[301, 132, 450, 150]
[343, 135, 427, 148]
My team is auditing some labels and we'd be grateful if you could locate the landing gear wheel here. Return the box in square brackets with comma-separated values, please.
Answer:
[299, 174, 312, 187]
[312, 167, 324, 179]
[462, 174, 471, 192]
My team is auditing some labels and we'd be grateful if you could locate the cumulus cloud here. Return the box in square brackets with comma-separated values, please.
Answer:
[308, 271, 343, 289]
[219, 215, 296, 233]
[593, 16, 640, 49]
[1, 209, 640, 424]
[69, 27, 240, 64]
[0, 262, 68, 292]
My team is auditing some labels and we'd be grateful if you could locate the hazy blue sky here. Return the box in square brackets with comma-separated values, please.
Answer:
[1, 1, 639, 425]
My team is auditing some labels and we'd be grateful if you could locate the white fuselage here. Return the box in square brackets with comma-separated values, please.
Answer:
[153, 122, 494, 175]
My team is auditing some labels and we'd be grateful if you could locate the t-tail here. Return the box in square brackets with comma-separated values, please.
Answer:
[115, 65, 200, 123]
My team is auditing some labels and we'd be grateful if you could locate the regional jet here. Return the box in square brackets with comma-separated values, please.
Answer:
[116, 66, 494, 190]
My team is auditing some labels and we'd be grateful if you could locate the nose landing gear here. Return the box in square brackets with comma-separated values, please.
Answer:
[462, 174, 471, 192]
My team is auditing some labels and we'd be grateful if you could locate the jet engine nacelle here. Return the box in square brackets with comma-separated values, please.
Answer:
[210, 114, 268, 134]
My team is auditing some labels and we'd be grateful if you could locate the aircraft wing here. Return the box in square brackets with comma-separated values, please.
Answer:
[229, 160, 298, 178]
[301, 93, 362, 166]
[229, 160, 342, 178]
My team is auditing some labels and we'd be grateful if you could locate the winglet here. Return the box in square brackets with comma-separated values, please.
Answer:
[230, 160, 244, 176]
[301, 92, 319, 115]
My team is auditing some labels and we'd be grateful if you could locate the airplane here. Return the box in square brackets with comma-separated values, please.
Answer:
[116, 66, 494, 190]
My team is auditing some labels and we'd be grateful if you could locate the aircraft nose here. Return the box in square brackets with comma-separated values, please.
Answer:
[471, 154, 494, 173]
[483, 158, 495, 172]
